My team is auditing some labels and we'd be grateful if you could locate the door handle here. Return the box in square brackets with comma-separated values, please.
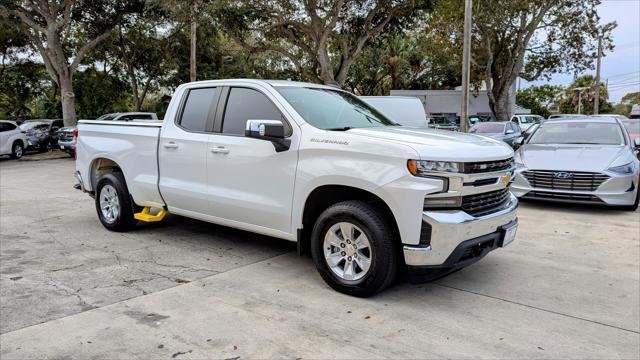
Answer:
[163, 142, 178, 149]
[210, 146, 229, 154]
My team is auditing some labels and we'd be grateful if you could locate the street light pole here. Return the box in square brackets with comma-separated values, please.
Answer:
[460, 0, 472, 133]
[593, 32, 603, 114]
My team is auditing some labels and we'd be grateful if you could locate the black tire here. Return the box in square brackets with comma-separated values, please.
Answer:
[94, 172, 137, 231]
[39, 141, 52, 153]
[9, 141, 24, 159]
[310, 200, 397, 297]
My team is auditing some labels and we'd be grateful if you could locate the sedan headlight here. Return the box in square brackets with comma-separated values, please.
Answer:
[608, 162, 634, 175]
[407, 160, 461, 176]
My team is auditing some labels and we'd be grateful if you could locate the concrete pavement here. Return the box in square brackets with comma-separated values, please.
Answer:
[1, 158, 638, 359]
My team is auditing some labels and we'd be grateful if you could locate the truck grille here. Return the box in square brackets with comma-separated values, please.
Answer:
[461, 188, 511, 217]
[463, 158, 514, 173]
[522, 170, 609, 191]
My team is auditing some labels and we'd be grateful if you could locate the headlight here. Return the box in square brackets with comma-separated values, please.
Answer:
[407, 160, 461, 176]
[608, 162, 634, 174]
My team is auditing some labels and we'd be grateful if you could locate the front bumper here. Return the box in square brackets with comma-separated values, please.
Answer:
[403, 193, 518, 270]
[510, 169, 638, 206]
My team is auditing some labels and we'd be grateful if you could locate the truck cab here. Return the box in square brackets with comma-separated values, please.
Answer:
[75, 79, 518, 297]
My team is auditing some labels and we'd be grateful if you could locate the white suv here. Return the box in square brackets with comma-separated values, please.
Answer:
[0, 120, 28, 159]
[511, 114, 544, 131]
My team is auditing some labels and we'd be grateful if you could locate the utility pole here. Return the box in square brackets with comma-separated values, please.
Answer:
[593, 32, 603, 114]
[460, 0, 472, 133]
[190, 2, 197, 82]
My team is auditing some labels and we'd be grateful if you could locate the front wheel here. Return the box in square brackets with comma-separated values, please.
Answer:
[95, 172, 137, 231]
[311, 201, 398, 297]
[10, 142, 23, 159]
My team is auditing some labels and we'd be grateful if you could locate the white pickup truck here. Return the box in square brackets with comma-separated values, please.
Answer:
[75, 79, 518, 297]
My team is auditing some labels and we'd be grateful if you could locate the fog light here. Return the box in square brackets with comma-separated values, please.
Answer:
[423, 196, 462, 208]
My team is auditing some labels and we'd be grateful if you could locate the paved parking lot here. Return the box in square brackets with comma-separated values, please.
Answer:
[1, 158, 638, 359]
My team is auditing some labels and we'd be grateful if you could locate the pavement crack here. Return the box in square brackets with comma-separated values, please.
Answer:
[435, 283, 640, 334]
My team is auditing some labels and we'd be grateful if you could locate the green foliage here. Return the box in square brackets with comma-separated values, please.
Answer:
[558, 75, 611, 115]
[73, 67, 132, 118]
[516, 85, 564, 118]
[621, 92, 640, 105]
[0, 61, 48, 120]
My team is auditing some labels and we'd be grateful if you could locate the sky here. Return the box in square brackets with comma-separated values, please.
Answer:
[520, 0, 640, 103]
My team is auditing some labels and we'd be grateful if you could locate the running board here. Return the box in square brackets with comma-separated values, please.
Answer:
[134, 207, 167, 222]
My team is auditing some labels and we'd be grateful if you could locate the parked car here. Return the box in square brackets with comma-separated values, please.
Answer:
[629, 104, 640, 119]
[19, 119, 63, 152]
[57, 126, 78, 156]
[75, 79, 518, 297]
[96, 112, 158, 121]
[428, 115, 458, 131]
[469, 121, 522, 147]
[0, 120, 28, 159]
[622, 119, 640, 159]
[510, 117, 639, 210]
[511, 114, 544, 131]
[360, 96, 428, 128]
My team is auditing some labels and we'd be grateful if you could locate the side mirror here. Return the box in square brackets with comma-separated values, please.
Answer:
[245, 119, 290, 152]
[513, 137, 524, 149]
[634, 138, 640, 148]
[505, 129, 515, 135]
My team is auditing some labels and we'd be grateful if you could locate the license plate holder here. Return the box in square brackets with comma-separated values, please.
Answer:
[500, 222, 518, 247]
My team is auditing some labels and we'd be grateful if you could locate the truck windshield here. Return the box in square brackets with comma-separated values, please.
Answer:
[276, 87, 397, 130]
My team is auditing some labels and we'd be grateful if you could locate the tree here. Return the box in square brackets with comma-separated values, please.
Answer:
[621, 92, 640, 106]
[217, 0, 430, 86]
[559, 75, 610, 115]
[427, 0, 615, 120]
[0, 0, 143, 126]
[516, 84, 564, 118]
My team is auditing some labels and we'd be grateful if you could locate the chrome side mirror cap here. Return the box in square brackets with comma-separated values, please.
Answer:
[634, 138, 640, 148]
[245, 119, 290, 152]
[505, 129, 515, 135]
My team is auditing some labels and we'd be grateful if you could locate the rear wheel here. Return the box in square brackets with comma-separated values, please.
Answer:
[311, 201, 397, 297]
[95, 172, 137, 231]
[9, 142, 23, 159]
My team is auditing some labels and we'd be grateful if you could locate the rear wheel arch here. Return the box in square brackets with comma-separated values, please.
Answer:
[89, 157, 125, 192]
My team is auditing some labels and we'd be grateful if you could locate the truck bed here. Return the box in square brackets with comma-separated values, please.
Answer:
[76, 120, 165, 208]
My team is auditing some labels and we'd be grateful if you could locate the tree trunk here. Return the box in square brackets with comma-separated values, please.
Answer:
[491, 91, 511, 121]
[59, 71, 77, 127]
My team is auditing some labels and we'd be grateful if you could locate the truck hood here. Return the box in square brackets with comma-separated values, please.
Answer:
[519, 144, 626, 172]
[346, 127, 513, 162]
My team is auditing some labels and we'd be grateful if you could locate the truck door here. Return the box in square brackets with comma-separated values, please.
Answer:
[158, 87, 220, 214]
[207, 86, 298, 235]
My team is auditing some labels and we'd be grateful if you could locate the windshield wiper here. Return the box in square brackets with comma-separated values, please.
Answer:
[326, 127, 353, 131]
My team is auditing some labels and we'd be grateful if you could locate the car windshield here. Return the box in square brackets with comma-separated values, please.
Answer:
[20, 122, 48, 131]
[470, 123, 505, 133]
[528, 122, 625, 145]
[97, 113, 117, 120]
[276, 87, 397, 130]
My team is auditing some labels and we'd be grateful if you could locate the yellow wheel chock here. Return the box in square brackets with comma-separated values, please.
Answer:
[134, 207, 167, 222]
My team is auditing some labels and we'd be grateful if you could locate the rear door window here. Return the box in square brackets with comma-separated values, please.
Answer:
[179, 87, 220, 132]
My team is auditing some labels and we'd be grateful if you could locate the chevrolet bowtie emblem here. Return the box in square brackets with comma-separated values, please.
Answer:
[501, 173, 512, 185]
